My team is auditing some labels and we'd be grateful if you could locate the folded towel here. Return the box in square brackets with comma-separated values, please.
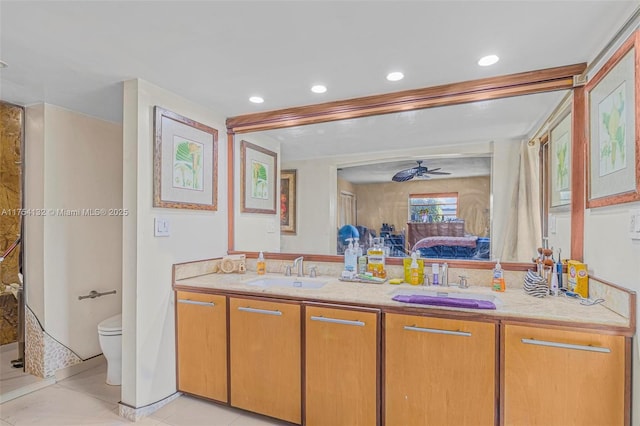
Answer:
[392, 294, 496, 310]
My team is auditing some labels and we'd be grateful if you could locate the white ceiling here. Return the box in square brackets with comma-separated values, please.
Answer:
[1, 1, 637, 123]
[1, 2, 637, 183]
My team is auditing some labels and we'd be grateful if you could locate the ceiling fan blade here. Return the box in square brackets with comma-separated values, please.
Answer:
[392, 167, 418, 182]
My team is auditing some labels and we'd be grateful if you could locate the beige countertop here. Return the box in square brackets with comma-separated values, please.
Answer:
[174, 271, 631, 333]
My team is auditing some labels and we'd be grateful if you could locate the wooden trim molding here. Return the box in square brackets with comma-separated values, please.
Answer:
[226, 63, 585, 133]
[227, 133, 235, 250]
[571, 86, 586, 261]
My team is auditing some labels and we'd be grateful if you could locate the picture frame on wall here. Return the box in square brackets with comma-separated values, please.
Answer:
[153, 106, 218, 210]
[280, 169, 297, 234]
[585, 30, 640, 208]
[240, 140, 278, 214]
[550, 112, 572, 208]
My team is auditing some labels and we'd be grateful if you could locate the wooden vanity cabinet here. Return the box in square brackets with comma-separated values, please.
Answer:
[229, 297, 301, 424]
[503, 324, 626, 426]
[175, 291, 228, 402]
[385, 313, 496, 426]
[305, 304, 379, 426]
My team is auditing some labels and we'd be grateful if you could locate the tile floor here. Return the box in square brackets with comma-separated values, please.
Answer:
[0, 361, 288, 425]
[1, 343, 54, 403]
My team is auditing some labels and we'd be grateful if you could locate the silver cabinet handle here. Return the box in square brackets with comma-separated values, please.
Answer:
[310, 316, 364, 327]
[238, 306, 282, 316]
[521, 338, 611, 353]
[404, 325, 471, 337]
[178, 299, 215, 307]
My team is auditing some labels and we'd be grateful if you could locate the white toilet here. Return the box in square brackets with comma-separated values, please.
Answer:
[98, 313, 122, 386]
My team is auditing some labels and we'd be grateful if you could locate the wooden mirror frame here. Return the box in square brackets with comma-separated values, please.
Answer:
[225, 63, 587, 271]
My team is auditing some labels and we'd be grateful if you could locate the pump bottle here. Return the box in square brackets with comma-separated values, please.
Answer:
[257, 251, 266, 275]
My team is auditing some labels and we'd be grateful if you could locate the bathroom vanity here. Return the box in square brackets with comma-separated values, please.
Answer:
[173, 258, 633, 426]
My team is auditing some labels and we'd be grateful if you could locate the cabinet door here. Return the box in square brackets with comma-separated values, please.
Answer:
[229, 297, 301, 424]
[176, 291, 227, 402]
[504, 324, 626, 426]
[305, 305, 379, 426]
[385, 313, 496, 426]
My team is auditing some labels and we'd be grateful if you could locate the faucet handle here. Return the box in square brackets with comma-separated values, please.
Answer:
[458, 275, 469, 288]
[309, 266, 317, 278]
[284, 265, 292, 276]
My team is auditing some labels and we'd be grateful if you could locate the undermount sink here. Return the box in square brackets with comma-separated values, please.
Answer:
[390, 288, 502, 307]
[247, 277, 328, 289]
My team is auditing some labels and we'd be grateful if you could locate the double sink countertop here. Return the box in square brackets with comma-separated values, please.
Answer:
[174, 271, 632, 333]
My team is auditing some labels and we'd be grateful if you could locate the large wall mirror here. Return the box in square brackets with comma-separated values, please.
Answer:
[228, 64, 584, 266]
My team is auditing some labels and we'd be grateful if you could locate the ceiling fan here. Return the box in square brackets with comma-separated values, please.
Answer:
[391, 160, 451, 182]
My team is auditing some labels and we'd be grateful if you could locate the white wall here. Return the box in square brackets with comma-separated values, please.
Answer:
[580, 21, 640, 421]
[122, 79, 228, 408]
[280, 158, 337, 254]
[24, 104, 123, 359]
[233, 134, 281, 253]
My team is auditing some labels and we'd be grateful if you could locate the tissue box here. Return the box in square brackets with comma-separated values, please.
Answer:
[567, 260, 588, 298]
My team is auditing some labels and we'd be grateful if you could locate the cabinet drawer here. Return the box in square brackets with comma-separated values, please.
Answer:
[305, 305, 379, 426]
[230, 297, 301, 424]
[504, 324, 625, 426]
[176, 291, 227, 402]
[385, 313, 496, 426]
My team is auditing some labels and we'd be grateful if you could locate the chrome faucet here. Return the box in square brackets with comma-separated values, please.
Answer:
[293, 256, 304, 277]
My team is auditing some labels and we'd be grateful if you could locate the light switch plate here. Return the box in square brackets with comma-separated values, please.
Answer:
[266, 221, 276, 233]
[548, 214, 557, 234]
[154, 217, 170, 237]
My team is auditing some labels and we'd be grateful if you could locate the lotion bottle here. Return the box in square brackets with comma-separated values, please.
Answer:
[257, 251, 266, 275]
[432, 263, 440, 286]
[491, 259, 505, 292]
[409, 252, 420, 285]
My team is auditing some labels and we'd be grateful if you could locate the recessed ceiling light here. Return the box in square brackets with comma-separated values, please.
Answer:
[478, 55, 499, 66]
[386, 72, 404, 82]
[311, 85, 327, 94]
[0, 60, 7, 69]
[249, 96, 264, 104]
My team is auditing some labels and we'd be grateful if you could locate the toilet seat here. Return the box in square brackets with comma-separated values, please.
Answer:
[98, 313, 122, 335]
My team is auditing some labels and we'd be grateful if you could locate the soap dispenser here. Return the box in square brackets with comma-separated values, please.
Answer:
[344, 238, 357, 273]
[409, 252, 420, 285]
[257, 251, 266, 275]
[491, 258, 505, 292]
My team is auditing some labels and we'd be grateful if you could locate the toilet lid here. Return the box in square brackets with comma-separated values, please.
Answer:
[98, 313, 122, 333]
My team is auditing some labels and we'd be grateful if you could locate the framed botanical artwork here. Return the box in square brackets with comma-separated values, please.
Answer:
[280, 169, 297, 234]
[240, 140, 277, 214]
[585, 30, 640, 208]
[550, 112, 572, 208]
[153, 106, 218, 210]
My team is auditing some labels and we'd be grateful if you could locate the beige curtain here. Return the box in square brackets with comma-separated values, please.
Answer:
[338, 191, 356, 227]
[500, 140, 542, 262]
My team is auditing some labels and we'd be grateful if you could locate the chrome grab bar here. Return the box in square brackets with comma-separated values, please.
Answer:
[310, 316, 364, 327]
[521, 338, 611, 353]
[404, 325, 471, 337]
[178, 299, 215, 307]
[238, 306, 282, 316]
[78, 290, 117, 300]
